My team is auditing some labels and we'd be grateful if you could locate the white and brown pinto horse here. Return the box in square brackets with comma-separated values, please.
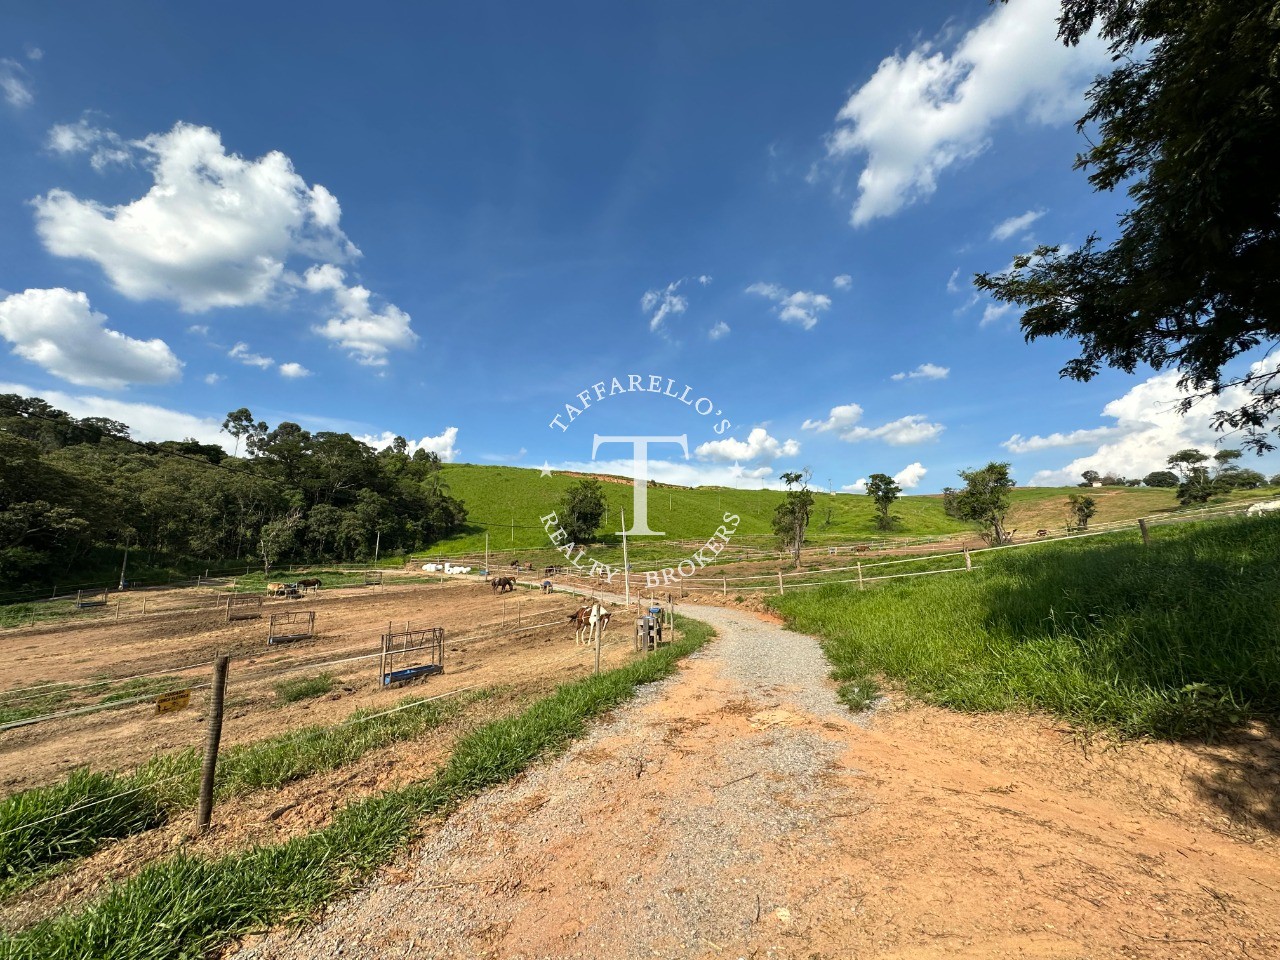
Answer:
[568, 601, 611, 645]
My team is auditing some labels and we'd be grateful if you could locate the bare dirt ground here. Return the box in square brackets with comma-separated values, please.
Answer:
[0, 579, 594, 793]
[229, 604, 1280, 960]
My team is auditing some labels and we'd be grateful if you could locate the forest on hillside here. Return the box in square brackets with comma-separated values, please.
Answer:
[0, 395, 469, 589]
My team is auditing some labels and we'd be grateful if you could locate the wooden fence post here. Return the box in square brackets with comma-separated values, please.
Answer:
[857, 562, 864, 591]
[777, 571, 784, 595]
[722, 577, 727, 596]
[196, 655, 230, 832]
[1138, 518, 1150, 547]
[964, 548, 972, 571]
[115, 601, 121, 622]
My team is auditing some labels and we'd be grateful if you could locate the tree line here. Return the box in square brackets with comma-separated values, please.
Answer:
[0, 396, 468, 589]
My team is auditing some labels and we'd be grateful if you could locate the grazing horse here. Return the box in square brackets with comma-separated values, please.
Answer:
[568, 602, 610, 645]
[266, 582, 299, 598]
[854, 545, 870, 554]
[490, 576, 516, 594]
[1036, 529, 1049, 538]
[296, 577, 322, 593]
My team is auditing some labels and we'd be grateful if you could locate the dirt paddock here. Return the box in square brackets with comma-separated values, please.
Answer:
[0, 577, 617, 794]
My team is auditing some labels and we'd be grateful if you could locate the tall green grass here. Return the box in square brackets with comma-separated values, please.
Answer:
[0, 691, 486, 896]
[0, 618, 713, 960]
[772, 516, 1280, 738]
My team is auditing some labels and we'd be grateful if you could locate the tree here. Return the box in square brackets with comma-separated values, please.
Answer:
[1222, 468, 1266, 490]
[865, 473, 901, 531]
[1167, 449, 1210, 481]
[1081, 470, 1101, 486]
[1270, 474, 1280, 487]
[221, 408, 266, 458]
[1066, 493, 1097, 530]
[976, 1, 1280, 452]
[772, 469, 814, 565]
[557, 479, 606, 544]
[259, 510, 302, 576]
[1143, 470, 1178, 488]
[950, 463, 1016, 544]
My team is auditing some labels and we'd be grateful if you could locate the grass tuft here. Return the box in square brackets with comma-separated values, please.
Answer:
[273, 674, 335, 704]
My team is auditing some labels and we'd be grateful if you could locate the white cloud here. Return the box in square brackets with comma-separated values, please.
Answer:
[708, 320, 730, 340]
[0, 288, 182, 389]
[0, 381, 229, 450]
[746, 282, 832, 330]
[802, 403, 865, 433]
[203, 373, 223, 385]
[641, 281, 688, 333]
[550, 457, 788, 491]
[25, 45, 43, 61]
[893, 461, 928, 489]
[695, 427, 800, 464]
[1002, 426, 1126, 453]
[697, 275, 713, 286]
[1025, 357, 1280, 485]
[359, 427, 459, 462]
[278, 362, 311, 379]
[991, 209, 1045, 241]
[187, 324, 209, 336]
[947, 268, 962, 293]
[890, 362, 949, 381]
[228, 342, 273, 370]
[833, 274, 853, 290]
[802, 402, 943, 445]
[33, 122, 362, 313]
[0, 59, 33, 108]
[824, 0, 1110, 225]
[981, 302, 1016, 327]
[842, 478, 868, 493]
[47, 119, 133, 170]
[302, 263, 417, 365]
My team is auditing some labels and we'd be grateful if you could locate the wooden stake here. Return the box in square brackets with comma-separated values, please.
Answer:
[777, 571, 784, 595]
[857, 562, 863, 591]
[196, 655, 230, 832]
[1139, 518, 1150, 547]
[722, 577, 727, 596]
[964, 548, 972, 571]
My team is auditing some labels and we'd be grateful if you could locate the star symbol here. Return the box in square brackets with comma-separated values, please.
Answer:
[540, 461, 554, 477]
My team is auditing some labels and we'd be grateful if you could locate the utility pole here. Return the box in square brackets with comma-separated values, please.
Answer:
[485, 532, 490, 573]
[620, 507, 630, 610]
[373, 529, 381, 564]
[118, 538, 130, 591]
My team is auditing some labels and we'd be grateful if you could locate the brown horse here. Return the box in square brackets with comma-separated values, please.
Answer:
[296, 577, 322, 592]
[490, 576, 516, 594]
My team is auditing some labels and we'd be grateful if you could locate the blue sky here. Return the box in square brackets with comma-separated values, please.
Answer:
[2, 0, 1276, 493]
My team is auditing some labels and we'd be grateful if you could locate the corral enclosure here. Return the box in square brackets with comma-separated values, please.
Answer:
[0, 571, 634, 795]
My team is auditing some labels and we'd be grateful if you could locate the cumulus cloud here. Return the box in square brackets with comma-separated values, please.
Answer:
[1002, 426, 1127, 453]
[695, 427, 800, 464]
[30, 122, 405, 343]
[708, 320, 730, 340]
[359, 427, 460, 462]
[47, 119, 133, 170]
[552, 457, 787, 490]
[893, 461, 928, 489]
[228, 341, 273, 370]
[203, 373, 223, 385]
[0, 288, 182, 389]
[991, 209, 1045, 241]
[803, 402, 943, 444]
[824, 0, 1110, 225]
[1025, 357, 1280, 485]
[278, 362, 311, 379]
[301, 263, 417, 365]
[833, 274, 853, 290]
[890, 362, 949, 381]
[746, 282, 832, 330]
[842, 478, 868, 493]
[0, 59, 33, 107]
[0, 381, 229, 449]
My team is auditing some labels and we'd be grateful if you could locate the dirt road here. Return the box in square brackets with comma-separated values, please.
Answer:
[230, 605, 1280, 960]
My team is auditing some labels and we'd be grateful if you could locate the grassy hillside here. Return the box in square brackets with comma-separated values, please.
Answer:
[772, 514, 1280, 739]
[424, 463, 1260, 557]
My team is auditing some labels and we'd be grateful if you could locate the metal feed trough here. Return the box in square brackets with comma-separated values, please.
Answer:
[225, 594, 263, 622]
[364, 571, 384, 586]
[76, 587, 109, 608]
[380, 626, 444, 686]
[267, 610, 316, 644]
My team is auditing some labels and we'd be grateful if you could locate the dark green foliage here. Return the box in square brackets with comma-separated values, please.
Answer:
[865, 473, 901, 531]
[273, 674, 336, 704]
[773, 516, 1280, 739]
[978, 0, 1280, 451]
[1143, 470, 1178, 488]
[0, 396, 468, 589]
[556, 479, 606, 544]
[773, 470, 815, 563]
[949, 462, 1016, 544]
[1066, 494, 1097, 529]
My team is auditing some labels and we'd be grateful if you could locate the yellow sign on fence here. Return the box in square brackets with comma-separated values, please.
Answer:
[155, 689, 191, 715]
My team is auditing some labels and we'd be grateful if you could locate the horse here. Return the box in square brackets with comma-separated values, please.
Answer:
[296, 577, 322, 593]
[266, 582, 299, 598]
[1036, 529, 1048, 538]
[490, 576, 516, 594]
[568, 602, 610, 645]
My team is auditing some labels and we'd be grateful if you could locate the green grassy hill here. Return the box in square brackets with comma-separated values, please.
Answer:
[422, 463, 1265, 557]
